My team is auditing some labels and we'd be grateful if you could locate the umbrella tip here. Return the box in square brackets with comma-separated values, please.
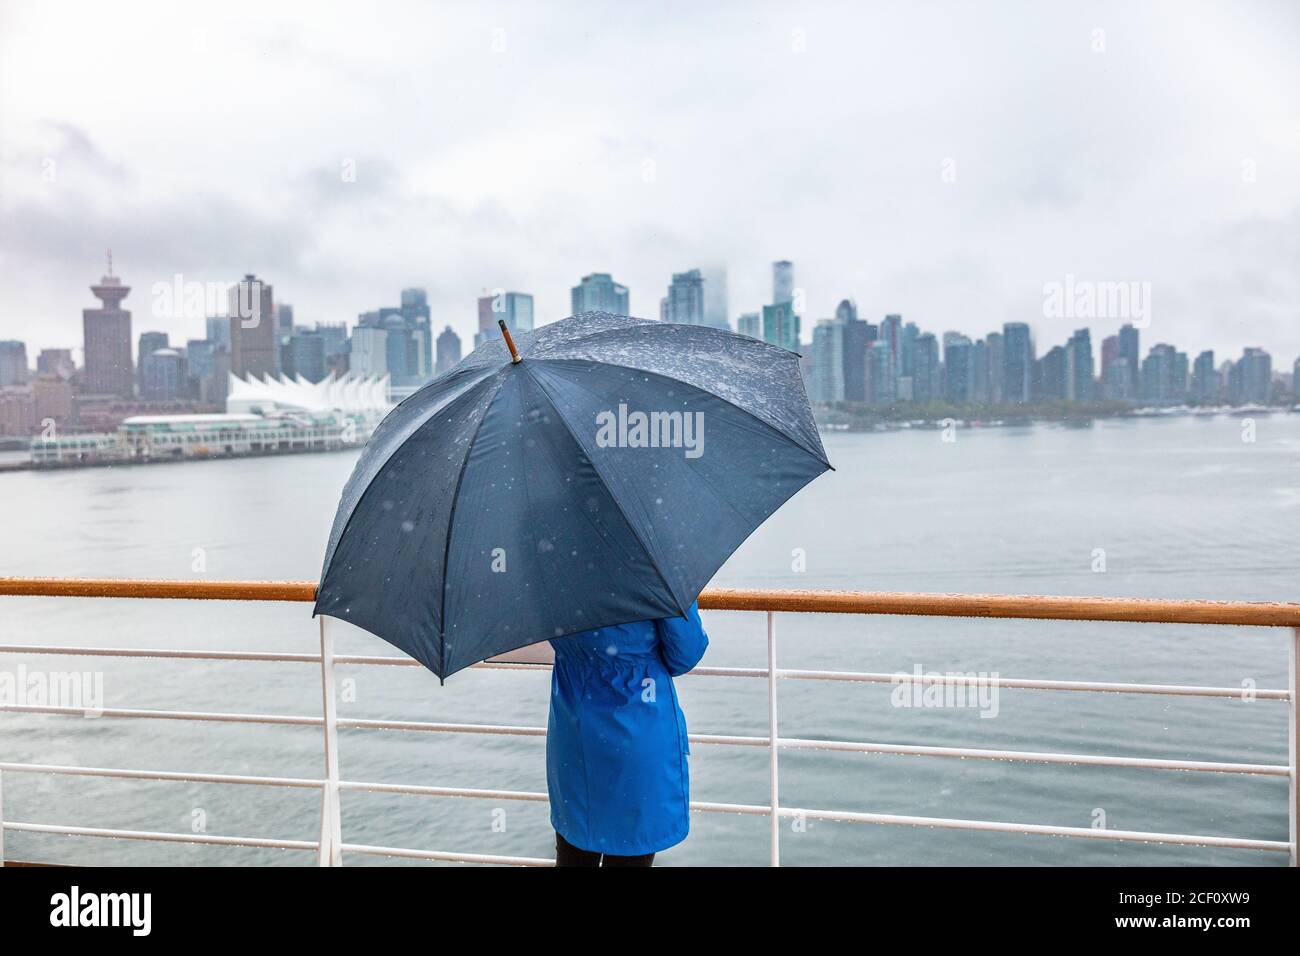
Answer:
[498, 319, 522, 364]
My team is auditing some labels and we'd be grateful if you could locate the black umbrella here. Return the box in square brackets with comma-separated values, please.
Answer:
[315, 311, 831, 679]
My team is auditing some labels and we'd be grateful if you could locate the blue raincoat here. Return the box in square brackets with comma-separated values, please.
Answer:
[547, 603, 710, 856]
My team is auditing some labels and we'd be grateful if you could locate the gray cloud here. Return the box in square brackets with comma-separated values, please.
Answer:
[0, 0, 1297, 368]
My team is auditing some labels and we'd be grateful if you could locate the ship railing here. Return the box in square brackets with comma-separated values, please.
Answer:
[0, 577, 1297, 867]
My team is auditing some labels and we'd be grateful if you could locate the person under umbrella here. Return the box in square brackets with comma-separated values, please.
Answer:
[316, 312, 830, 865]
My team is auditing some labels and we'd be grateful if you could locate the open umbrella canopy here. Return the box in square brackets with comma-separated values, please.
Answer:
[314, 311, 831, 680]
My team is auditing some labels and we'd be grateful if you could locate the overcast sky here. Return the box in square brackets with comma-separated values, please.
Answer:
[1, 0, 1297, 366]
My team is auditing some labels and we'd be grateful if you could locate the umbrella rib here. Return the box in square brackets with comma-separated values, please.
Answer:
[316, 367, 501, 601]
[436, 373, 510, 680]
[522, 362, 691, 619]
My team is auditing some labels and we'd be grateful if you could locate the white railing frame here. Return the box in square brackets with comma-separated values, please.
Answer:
[0, 604, 1297, 867]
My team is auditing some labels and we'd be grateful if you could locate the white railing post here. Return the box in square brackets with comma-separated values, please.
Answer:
[0, 767, 6, 866]
[318, 616, 343, 867]
[1289, 628, 1298, 867]
[767, 610, 780, 867]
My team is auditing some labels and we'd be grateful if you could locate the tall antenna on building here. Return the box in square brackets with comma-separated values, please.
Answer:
[106, 248, 114, 277]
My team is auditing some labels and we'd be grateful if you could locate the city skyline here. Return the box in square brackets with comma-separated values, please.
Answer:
[6, 256, 1297, 389]
[2, 2, 1298, 364]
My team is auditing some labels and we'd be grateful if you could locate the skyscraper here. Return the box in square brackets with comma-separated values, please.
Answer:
[137, 331, 169, 389]
[1038, 346, 1068, 400]
[358, 288, 435, 387]
[736, 312, 761, 339]
[879, 315, 902, 384]
[349, 326, 388, 378]
[36, 348, 75, 380]
[571, 273, 629, 315]
[82, 254, 134, 397]
[436, 325, 462, 375]
[140, 348, 184, 400]
[912, 333, 940, 404]
[810, 319, 845, 404]
[228, 274, 276, 378]
[1140, 344, 1178, 404]
[476, 291, 534, 348]
[969, 338, 989, 403]
[761, 301, 800, 354]
[0, 341, 29, 387]
[1066, 328, 1094, 402]
[1236, 348, 1272, 404]
[868, 340, 896, 405]
[943, 333, 972, 403]
[840, 310, 873, 404]
[700, 265, 729, 330]
[660, 269, 707, 325]
[1002, 322, 1035, 404]
[985, 332, 1004, 403]
[399, 288, 433, 381]
[1191, 350, 1218, 403]
[1118, 323, 1140, 398]
[283, 329, 327, 383]
[772, 261, 794, 305]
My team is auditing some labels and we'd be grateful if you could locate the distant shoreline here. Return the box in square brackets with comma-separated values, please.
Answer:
[815, 402, 1297, 432]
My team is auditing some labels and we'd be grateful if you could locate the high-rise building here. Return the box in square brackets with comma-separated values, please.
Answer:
[140, 348, 184, 400]
[985, 332, 1004, 403]
[1171, 350, 1189, 403]
[228, 274, 276, 378]
[1191, 350, 1218, 403]
[137, 331, 169, 389]
[761, 301, 800, 354]
[879, 315, 903, 396]
[276, 303, 295, 338]
[1002, 322, 1034, 403]
[772, 261, 794, 306]
[1140, 344, 1179, 404]
[0, 341, 28, 386]
[571, 274, 628, 316]
[435, 325, 462, 375]
[867, 340, 896, 405]
[349, 326, 388, 378]
[1102, 357, 1133, 402]
[810, 319, 844, 404]
[900, 321, 919, 382]
[912, 333, 940, 404]
[398, 288, 433, 381]
[82, 255, 134, 397]
[840, 313, 873, 404]
[206, 315, 231, 352]
[1118, 323, 1140, 398]
[185, 338, 221, 403]
[358, 289, 435, 387]
[316, 324, 349, 364]
[943, 333, 972, 404]
[660, 269, 707, 325]
[284, 329, 327, 383]
[736, 312, 761, 340]
[36, 348, 75, 380]
[1038, 345, 1068, 400]
[1235, 348, 1272, 405]
[1066, 328, 1094, 402]
[700, 265, 729, 330]
[969, 338, 990, 404]
[476, 291, 535, 349]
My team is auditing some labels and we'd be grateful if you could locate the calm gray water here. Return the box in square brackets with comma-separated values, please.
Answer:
[2, 413, 1298, 866]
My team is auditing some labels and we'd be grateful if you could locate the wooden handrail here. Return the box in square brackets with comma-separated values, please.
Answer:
[0, 577, 1298, 627]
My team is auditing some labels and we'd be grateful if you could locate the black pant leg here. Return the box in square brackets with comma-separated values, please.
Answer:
[599, 851, 655, 868]
[554, 831, 601, 867]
